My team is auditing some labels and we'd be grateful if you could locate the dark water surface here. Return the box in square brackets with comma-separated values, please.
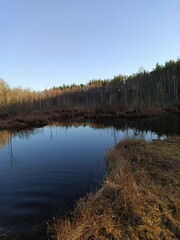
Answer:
[0, 115, 179, 239]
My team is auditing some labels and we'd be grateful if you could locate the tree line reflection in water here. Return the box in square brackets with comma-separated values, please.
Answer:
[0, 114, 179, 165]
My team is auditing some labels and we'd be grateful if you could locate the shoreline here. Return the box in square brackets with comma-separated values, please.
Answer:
[0, 107, 179, 131]
[55, 137, 180, 240]
[0, 123, 179, 239]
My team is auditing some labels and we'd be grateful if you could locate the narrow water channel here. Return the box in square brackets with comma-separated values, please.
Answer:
[0, 115, 179, 239]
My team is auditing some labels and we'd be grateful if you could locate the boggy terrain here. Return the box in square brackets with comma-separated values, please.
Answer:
[54, 137, 180, 240]
[0, 106, 179, 131]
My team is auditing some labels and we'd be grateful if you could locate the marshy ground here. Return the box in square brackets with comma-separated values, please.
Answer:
[54, 137, 180, 240]
[0, 106, 179, 131]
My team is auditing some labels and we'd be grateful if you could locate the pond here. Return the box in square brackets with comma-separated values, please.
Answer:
[0, 114, 179, 239]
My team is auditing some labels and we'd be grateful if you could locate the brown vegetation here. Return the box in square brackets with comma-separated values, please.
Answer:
[0, 107, 179, 131]
[54, 137, 180, 240]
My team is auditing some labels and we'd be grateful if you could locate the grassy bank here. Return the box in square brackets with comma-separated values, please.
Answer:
[0, 106, 179, 131]
[54, 137, 180, 240]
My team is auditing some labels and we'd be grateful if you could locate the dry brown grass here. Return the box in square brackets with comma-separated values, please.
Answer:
[53, 138, 180, 239]
[1, 108, 178, 131]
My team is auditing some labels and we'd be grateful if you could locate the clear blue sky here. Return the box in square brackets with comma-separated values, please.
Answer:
[1, 0, 180, 91]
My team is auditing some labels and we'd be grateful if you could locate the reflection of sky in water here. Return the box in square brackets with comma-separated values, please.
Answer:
[0, 124, 169, 238]
[0, 125, 167, 166]
[118, 128, 166, 141]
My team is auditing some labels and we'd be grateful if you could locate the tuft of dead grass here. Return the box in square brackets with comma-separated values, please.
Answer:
[54, 137, 180, 240]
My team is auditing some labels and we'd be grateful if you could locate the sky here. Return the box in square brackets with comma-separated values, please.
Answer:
[1, 0, 180, 91]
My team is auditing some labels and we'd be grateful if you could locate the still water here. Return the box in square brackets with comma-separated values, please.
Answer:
[0, 115, 179, 239]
